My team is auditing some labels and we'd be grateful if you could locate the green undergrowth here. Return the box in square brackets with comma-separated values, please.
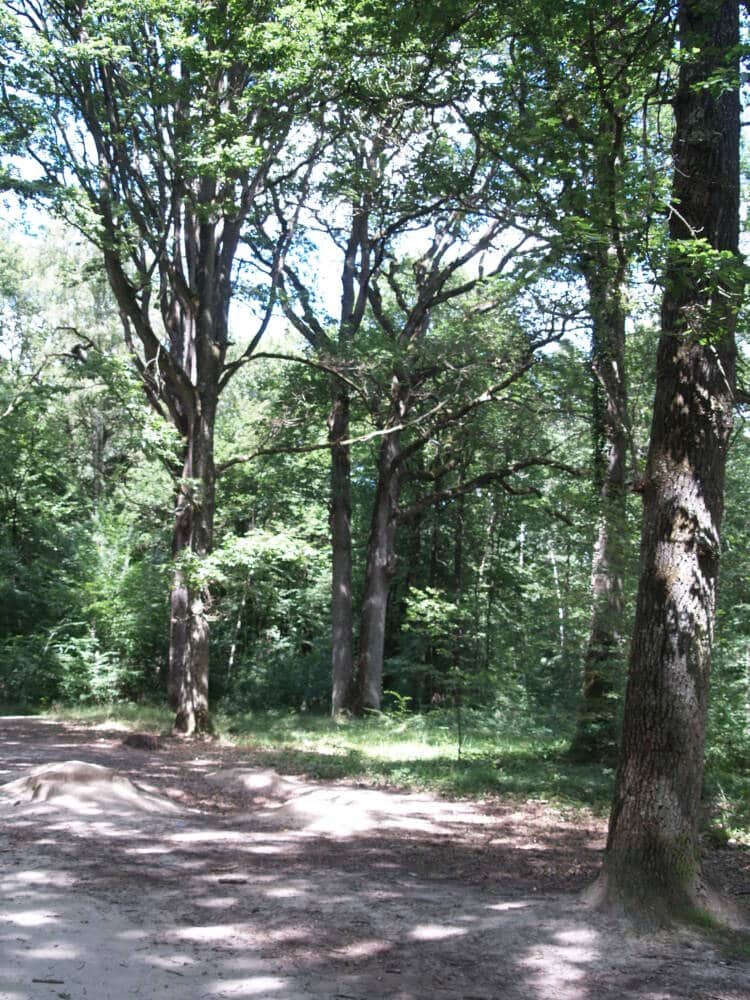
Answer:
[702, 765, 750, 846]
[34, 702, 614, 812]
[39, 701, 174, 730]
[217, 709, 617, 810]
[14, 703, 747, 837]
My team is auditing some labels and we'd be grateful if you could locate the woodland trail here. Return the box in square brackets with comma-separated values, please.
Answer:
[0, 716, 748, 1000]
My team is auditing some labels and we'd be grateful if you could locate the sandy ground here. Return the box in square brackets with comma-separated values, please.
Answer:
[0, 716, 748, 1000]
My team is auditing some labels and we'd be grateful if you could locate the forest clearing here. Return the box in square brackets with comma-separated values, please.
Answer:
[0, 714, 749, 1000]
[2, 0, 750, 980]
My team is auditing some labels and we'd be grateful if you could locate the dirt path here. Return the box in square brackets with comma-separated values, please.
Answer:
[0, 716, 747, 1000]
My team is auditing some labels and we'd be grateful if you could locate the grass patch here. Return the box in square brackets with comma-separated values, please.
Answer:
[39, 702, 173, 731]
[703, 765, 750, 845]
[674, 905, 723, 931]
[23, 703, 745, 836]
[213, 707, 615, 809]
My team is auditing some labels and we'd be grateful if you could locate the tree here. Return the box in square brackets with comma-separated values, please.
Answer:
[351, 277, 573, 713]
[0, 0, 321, 732]
[0, 223, 170, 707]
[245, 39, 523, 711]
[469, 0, 672, 760]
[387, 326, 594, 716]
[593, 0, 743, 917]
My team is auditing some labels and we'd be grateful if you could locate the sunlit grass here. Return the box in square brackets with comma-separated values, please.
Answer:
[8, 702, 745, 838]
[40, 701, 173, 730]
[210, 707, 615, 809]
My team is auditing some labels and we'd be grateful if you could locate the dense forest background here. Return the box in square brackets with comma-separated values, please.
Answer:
[0, 0, 749, 871]
[1, 215, 748, 770]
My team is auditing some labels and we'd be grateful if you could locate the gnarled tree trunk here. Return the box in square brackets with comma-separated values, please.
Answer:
[594, 0, 741, 917]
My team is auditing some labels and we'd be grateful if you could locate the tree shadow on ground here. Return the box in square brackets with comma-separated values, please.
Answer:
[0, 716, 748, 1000]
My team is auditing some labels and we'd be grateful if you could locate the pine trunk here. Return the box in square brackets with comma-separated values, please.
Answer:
[329, 381, 355, 715]
[594, 0, 741, 917]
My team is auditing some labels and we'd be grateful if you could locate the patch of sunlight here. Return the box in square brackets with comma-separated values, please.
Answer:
[299, 742, 340, 755]
[264, 926, 321, 944]
[409, 923, 467, 941]
[264, 887, 302, 899]
[205, 975, 286, 996]
[6, 909, 59, 928]
[194, 897, 242, 910]
[486, 901, 531, 912]
[332, 939, 389, 959]
[119, 930, 150, 941]
[169, 830, 248, 844]
[148, 954, 196, 972]
[126, 845, 172, 855]
[170, 923, 248, 943]
[25, 942, 81, 960]
[522, 942, 593, 977]
[554, 928, 598, 946]
[364, 741, 445, 760]
[14, 870, 61, 884]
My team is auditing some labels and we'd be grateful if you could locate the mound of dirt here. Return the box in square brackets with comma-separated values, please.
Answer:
[0, 760, 181, 816]
[206, 766, 303, 799]
[264, 785, 469, 835]
[207, 767, 493, 837]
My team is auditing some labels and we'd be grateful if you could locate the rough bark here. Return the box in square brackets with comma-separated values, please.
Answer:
[352, 376, 410, 713]
[329, 381, 355, 715]
[168, 391, 217, 736]
[569, 261, 630, 762]
[594, 0, 741, 918]
[353, 425, 403, 713]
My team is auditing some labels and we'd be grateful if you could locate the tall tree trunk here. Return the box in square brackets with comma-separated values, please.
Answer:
[353, 424, 403, 713]
[549, 547, 565, 653]
[429, 473, 443, 586]
[227, 579, 249, 681]
[569, 264, 630, 761]
[594, 0, 741, 917]
[329, 381, 354, 715]
[167, 491, 189, 711]
[453, 476, 465, 596]
[475, 497, 498, 672]
[169, 398, 217, 735]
